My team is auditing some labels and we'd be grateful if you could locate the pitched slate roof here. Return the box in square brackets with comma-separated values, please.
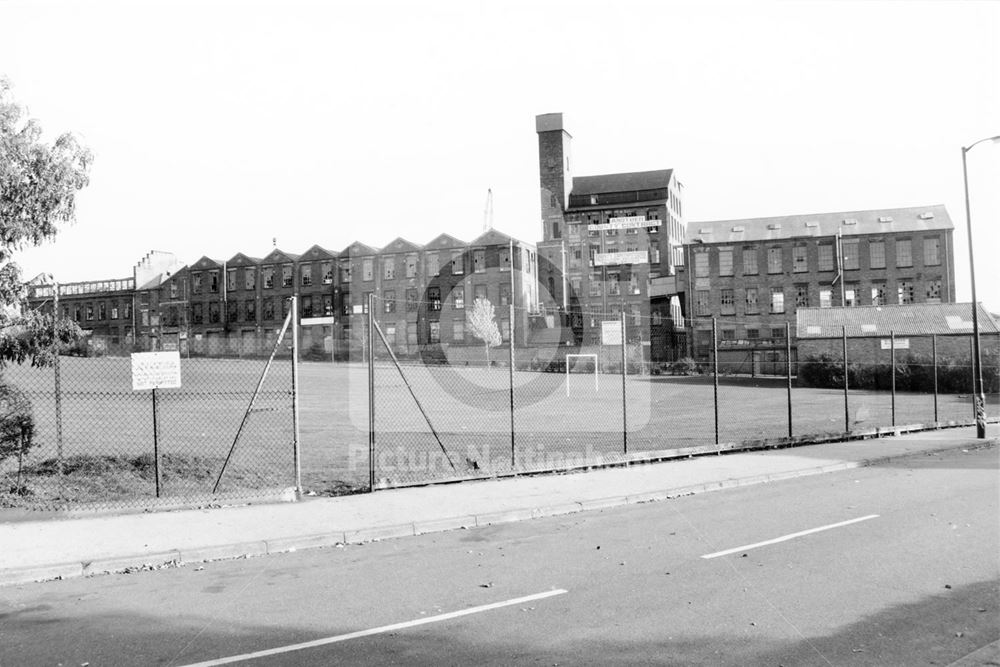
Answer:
[570, 169, 674, 196]
[425, 233, 467, 249]
[690, 205, 952, 244]
[300, 244, 338, 260]
[226, 252, 262, 266]
[189, 256, 225, 270]
[380, 237, 422, 254]
[260, 249, 301, 263]
[340, 241, 379, 256]
[796, 302, 1000, 338]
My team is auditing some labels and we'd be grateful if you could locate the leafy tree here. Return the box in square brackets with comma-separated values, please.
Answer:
[467, 297, 502, 366]
[0, 76, 89, 367]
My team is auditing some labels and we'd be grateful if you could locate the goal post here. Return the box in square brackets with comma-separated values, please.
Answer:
[565, 353, 599, 397]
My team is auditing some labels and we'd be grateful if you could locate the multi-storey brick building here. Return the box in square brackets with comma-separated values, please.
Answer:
[683, 205, 956, 368]
[534, 113, 686, 361]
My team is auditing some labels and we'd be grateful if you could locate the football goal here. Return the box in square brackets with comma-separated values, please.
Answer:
[565, 353, 599, 397]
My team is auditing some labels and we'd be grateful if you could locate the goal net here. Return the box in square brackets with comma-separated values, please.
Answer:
[565, 353, 599, 397]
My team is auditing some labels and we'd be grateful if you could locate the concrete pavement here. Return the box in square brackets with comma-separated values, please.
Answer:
[1, 425, 996, 587]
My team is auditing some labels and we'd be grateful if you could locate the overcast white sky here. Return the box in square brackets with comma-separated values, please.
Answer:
[3, 0, 999, 309]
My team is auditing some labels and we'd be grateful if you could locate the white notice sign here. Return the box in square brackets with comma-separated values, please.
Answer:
[131, 351, 182, 390]
[594, 251, 648, 266]
[880, 338, 910, 350]
[601, 320, 622, 345]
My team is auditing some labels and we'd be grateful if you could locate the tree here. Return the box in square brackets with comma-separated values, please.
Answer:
[0, 76, 90, 367]
[467, 297, 502, 366]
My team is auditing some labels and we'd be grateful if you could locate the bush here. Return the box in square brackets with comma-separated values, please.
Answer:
[799, 351, 999, 393]
[669, 357, 701, 376]
[0, 381, 34, 464]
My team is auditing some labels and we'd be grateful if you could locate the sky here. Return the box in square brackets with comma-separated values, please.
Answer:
[3, 0, 999, 310]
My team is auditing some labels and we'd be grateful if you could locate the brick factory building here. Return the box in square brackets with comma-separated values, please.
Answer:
[683, 205, 957, 371]
[534, 112, 687, 362]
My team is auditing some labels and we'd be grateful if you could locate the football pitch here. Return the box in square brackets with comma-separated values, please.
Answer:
[2, 356, 990, 498]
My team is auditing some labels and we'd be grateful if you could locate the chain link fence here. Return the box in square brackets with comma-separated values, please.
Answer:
[0, 316, 298, 512]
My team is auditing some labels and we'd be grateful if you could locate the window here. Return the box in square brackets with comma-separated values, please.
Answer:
[745, 287, 759, 314]
[322, 294, 333, 316]
[842, 239, 859, 270]
[406, 288, 417, 312]
[453, 288, 465, 310]
[407, 323, 417, 346]
[818, 244, 834, 272]
[74, 306, 81, 322]
[362, 258, 373, 281]
[795, 284, 809, 308]
[124, 302, 132, 319]
[896, 239, 912, 267]
[770, 287, 785, 313]
[428, 286, 441, 311]
[742, 247, 758, 275]
[406, 254, 418, 278]
[301, 264, 313, 286]
[551, 222, 561, 239]
[649, 247, 660, 264]
[339, 262, 352, 282]
[383, 290, 395, 313]
[500, 319, 510, 341]
[746, 328, 760, 340]
[570, 247, 582, 269]
[898, 279, 914, 304]
[607, 272, 620, 296]
[245, 300, 256, 322]
[473, 249, 486, 273]
[720, 289, 735, 315]
[425, 252, 439, 276]
[871, 283, 886, 306]
[771, 327, 786, 339]
[341, 293, 352, 315]
[767, 247, 783, 274]
[627, 273, 640, 295]
[321, 261, 334, 285]
[226, 268, 237, 291]
[926, 279, 942, 303]
[694, 252, 709, 277]
[451, 250, 465, 275]
[111, 305, 119, 320]
[589, 273, 602, 297]
[166, 306, 179, 327]
[792, 245, 808, 273]
[453, 320, 465, 342]
[245, 268, 257, 291]
[923, 237, 940, 266]
[570, 276, 582, 295]
[696, 290, 710, 316]
[192, 303, 203, 324]
[192, 272, 203, 294]
[721, 329, 736, 341]
[869, 240, 886, 269]
[282, 264, 293, 288]
[170, 281, 179, 299]
[207, 302, 220, 323]
[429, 321, 441, 343]
[474, 284, 488, 302]
[820, 289, 832, 308]
[209, 270, 220, 293]
[631, 304, 641, 326]
[263, 297, 274, 320]
[262, 266, 275, 289]
[718, 248, 734, 276]
[499, 247, 510, 270]
[383, 256, 395, 280]
[227, 300, 239, 322]
[499, 283, 511, 306]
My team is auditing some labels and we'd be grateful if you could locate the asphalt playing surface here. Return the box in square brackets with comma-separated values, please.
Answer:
[1, 444, 997, 666]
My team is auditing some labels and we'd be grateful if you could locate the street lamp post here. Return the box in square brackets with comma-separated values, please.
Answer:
[961, 134, 1000, 439]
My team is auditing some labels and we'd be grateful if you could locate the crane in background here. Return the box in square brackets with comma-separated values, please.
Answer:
[483, 188, 494, 232]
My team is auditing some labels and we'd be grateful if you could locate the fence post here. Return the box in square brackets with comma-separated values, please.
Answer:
[932, 334, 939, 423]
[291, 296, 302, 497]
[621, 309, 628, 455]
[713, 318, 719, 446]
[970, 337, 976, 421]
[890, 331, 896, 427]
[843, 325, 849, 433]
[368, 292, 375, 492]
[152, 387, 161, 497]
[509, 302, 515, 469]
[785, 322, 793, 438]
[53, 282, 65, 502]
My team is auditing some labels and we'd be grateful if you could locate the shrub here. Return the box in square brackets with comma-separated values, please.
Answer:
[0, 381, 34, 464]
[669, 357, 701, 376]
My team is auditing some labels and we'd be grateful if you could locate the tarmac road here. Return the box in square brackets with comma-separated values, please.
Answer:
[1, 445, 996, 666]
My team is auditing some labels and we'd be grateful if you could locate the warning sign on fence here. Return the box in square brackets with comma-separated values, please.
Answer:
[131, 351, 182, 391]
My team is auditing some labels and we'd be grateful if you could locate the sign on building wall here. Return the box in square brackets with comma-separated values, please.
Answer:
[587, 216, 660, 232]
[131, 351, 182, 391]
[880, 338, 910, 350]
[594, 251, 648, 266]
[601, 320, 622, 345]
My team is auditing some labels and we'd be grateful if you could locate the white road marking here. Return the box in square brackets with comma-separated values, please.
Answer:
[701, 514, 880, 559]
[175, 588, 569, 667]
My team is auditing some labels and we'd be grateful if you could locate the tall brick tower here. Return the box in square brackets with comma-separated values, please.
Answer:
[536, 113, 573, 242]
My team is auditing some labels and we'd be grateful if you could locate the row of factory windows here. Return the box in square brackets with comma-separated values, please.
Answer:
[693, 236, 942, 278]
[696, 279, 944, 316]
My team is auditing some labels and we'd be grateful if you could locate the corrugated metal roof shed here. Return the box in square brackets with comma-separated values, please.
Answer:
[690, 205, 952, 244]
[796, 302, 1000, 338]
